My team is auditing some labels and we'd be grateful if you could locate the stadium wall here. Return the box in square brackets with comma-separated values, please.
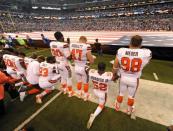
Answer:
[17, 39, 173, 61]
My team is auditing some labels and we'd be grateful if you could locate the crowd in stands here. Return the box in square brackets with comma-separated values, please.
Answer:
[0, 14, 172, 32]
[0, 0, 172, 32]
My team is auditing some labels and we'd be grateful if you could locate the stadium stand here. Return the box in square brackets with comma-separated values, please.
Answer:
[0, 0, 172, 32]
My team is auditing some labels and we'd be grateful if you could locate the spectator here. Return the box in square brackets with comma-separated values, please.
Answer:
[94, 39, 102, 56]
[67, 38, 70, 45]
[7, 35, 14, 47]
[41, 34, 50, 46]
[26, 35, 37, 49]
[16, 35, 28, 48]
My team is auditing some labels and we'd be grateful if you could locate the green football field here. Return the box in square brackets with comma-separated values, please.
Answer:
[0, 91, 166, 131]
[0, 47, 172, 131]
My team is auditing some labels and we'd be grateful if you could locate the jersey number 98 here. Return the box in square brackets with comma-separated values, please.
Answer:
[121, 57, 142, 72]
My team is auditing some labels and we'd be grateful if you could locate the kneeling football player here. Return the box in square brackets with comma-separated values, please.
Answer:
[87, 62, 113, 129]
[36, 56, 61, 104]
[19, 56, 45, 102]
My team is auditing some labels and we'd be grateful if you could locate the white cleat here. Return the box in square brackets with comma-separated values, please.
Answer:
[83, 93, 90, 101]
[63, 88, 68, 95]
[127, 106, 136, 120]
[76, 90, 82, 99]
[36, 95, 42, 104]
[19, 92, 26, 102]
[15, 82, 24, 87]
[87, 113, 96, 129]
[68, 91, 74, 97]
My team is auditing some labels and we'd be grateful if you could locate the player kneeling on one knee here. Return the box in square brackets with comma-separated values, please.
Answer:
[36, 56, 61, 104]
[112, 35, 152, 115]
[19, 55, 45, 102]
[87, 62, 113, 129]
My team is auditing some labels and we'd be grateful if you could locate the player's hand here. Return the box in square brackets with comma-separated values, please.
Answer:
[85, 65, 90, 74]
[112, 74, 119, 82]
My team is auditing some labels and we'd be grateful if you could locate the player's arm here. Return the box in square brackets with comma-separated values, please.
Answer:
[63, 44, 71, 60]
[19, 59, 26, 70]
[112, 56, 119, 81]
[87, 51, 94, 64]
[33, 63, 40, 76]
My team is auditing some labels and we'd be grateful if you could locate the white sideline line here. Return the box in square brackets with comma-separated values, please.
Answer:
[14, 91, 62, 131]
[153, 72, 159, 81]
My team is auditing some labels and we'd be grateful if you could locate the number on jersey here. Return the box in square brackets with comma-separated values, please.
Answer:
[51, 48, 63, 57]
[5, 59, 17, 70]
[92, 80, 107, 91]
[71, 49, 82, 61]
[39, 67, 48, 77]
[121, 57, 142, 72]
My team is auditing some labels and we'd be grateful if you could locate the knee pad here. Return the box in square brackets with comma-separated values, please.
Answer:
[127, 98, 134, 106]
[117, 95, 123, 103]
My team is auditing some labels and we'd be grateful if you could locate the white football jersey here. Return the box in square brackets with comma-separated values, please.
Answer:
[3, 54, 17, 70]
[117, 48, 152, 78]
[24, 57, 34, 68]
[70, 43, 91, 67]
[39, 62, 60, 82]
[50, 41, 70, 62]
[14, 56, 26, 73]
[89, 69, 113, 93]
[26, 60, 40, 85]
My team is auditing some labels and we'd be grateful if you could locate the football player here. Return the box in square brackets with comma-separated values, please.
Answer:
[112, 35, 152, 116]
[50, 31, 73, 97]
[87, 62, 112, 129]
[3, 50, 20, 79]
[19, 56, 45, 102]
[14, 52, 27, 79]
[36, 56, 61, 104]
[24, 53, 38, 68]
[70, 36, 94, 101]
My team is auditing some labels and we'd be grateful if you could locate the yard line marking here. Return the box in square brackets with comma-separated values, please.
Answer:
[14, 91, 62, 131]
[153, 72, 159, 81]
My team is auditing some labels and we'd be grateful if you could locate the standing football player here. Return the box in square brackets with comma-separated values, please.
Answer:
[70, 36, 94, 101]
[112, 35, 152, 116]
[87, 62, 112, 129]
[50, 31, 73, 97]
[36, 56, 61, 104]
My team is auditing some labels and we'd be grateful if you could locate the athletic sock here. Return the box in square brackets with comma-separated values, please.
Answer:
[77, 82, 82, 90]
[38, 89, 52, 98]
[93, 105, 103, 117]
[28, 88, 40, 95]
[83, 83, 89, 93]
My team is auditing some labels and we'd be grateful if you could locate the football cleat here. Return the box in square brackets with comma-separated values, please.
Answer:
[126, 106, 136, 120]
[87, 113, 96, 129]
[15, 82, 24, 87]
[83, 93, 90, 101]
[36, 95, 42, 104]
[63, 88, 68, 95]
[76, 90, 83, 98]
[19, 92, 26, 102]
[68, 91, 74, 97]
[114, 102, 120, 111]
